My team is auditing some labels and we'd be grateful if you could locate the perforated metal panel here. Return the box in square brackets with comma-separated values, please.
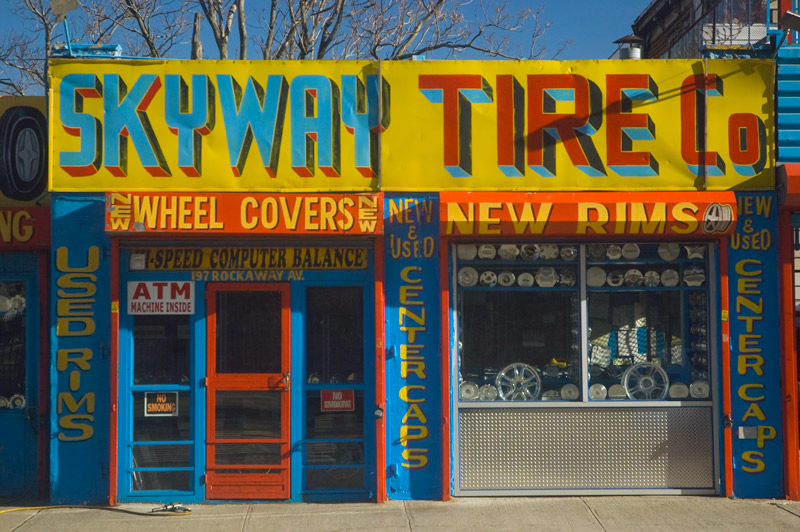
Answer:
[458, 407, 714, 492]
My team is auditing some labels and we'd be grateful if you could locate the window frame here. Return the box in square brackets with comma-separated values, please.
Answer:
[450, 241, 718, 408]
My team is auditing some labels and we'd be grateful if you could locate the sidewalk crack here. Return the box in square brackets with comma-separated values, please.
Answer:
[580, 497, 609, 532]
[241, 503, 253, 532]
[773, 503, 800, 519]
[8, 509, 41, 532]
[402, 500, 413, 531]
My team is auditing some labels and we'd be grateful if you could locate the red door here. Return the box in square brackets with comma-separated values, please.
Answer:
[205, 283, 290, 499]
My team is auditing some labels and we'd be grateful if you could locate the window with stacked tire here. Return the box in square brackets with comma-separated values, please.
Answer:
[455, 242, 712, 404]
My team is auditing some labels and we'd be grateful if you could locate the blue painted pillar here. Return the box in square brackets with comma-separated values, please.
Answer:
[50, 193, 111, 504]
[727, 191, 784, 498]
[383, 193, 442, 500]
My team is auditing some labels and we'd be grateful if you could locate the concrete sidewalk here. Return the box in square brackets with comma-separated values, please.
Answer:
[2, 497, 800, 532]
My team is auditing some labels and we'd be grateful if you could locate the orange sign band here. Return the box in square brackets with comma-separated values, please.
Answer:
[105, 192, 382, 235]
[440, 191, 737, 237]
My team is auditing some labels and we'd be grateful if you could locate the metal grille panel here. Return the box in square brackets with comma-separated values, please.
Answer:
[458, 407, 713, 491]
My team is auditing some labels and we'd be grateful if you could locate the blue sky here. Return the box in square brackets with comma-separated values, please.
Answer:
[0, 0, 650, 61]
[531, 1, 650, 60]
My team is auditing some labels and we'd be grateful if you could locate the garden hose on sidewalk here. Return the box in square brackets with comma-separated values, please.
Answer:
[0, 502, 191, 516]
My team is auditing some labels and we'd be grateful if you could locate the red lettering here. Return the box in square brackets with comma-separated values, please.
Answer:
[680, 74, 724, 176]
[171, 282, 191, 299]
[527, 74, 604, 177]
[418, 74, 492, 177]
[152, 281, 168, 298]
[728, 113, 766, 177]
[606, 74, 658, 176]
[131, 283, 151, 300]
[496, 74, 525, 176]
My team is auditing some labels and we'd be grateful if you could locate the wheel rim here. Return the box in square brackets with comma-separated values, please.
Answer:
[622, 363, 669, 400]
[496, 363, 541, 401]
[15, 127, 40, 183]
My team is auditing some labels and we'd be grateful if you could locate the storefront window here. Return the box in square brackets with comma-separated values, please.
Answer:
[460, 291, 580, 401]
[455, 242, 712, 403]
[456, 244, 580, 401]
[586, 243, 710, 401]
[306, 287, 364, 384]
[213, 390, 284, 473]
[132, 471, 191, 491]
[305, 392, 364, 439]
[304, 390, 365, 490]
[215, 390, 282, 440]
[216, 291, 282, 374]
[131, 391, 192, 491]
[133, 391, 191, 441]
[0, 281, 26, 404]
[131, 314, 193, 492]
[304, 286, 366, 491]
[133, 315, 190, 384]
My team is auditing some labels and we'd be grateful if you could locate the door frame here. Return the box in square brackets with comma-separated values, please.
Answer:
[205, 282, 291, 499]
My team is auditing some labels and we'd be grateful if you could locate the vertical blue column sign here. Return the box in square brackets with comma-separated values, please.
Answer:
[384, 193, 441, 500]
[727, 191, 784, 498]
[50, 194, 111, 504]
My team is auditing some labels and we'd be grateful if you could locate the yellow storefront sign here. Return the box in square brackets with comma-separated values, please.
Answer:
[381, 59, 773, 191]
[50, 60, 384, 192]
[50, 59, 772, 193]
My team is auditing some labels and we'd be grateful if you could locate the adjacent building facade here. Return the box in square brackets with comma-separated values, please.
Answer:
[630, 0, 799, 501]
[0, 96, 50, 499]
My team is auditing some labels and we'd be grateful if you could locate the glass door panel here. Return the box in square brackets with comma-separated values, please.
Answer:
[304, 286, 367, 492]
[128, 314, 192, 494]
[206, 284, 290, 499]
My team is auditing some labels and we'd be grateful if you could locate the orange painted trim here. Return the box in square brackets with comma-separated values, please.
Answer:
[104, 192, 384, 236]
[440, 239, 451, 501]
[37, 250, 49, 499]
[779, 211, 800, 500]
[439, 190, 737, 238]
[109, 238, 119, 505]
[374, 236, 386, 503]
[719, 239, 733, 497]
[780, 164, 800, 208]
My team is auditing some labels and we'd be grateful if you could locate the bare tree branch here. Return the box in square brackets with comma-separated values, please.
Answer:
[0, 0, 55, 95]
[0, 33, 42, 95]
[0, 0, 197, 94]
[251, 0, 565, 61]
[315, 0, 346, 59]
[121, 0, 160, 56]
[198, 0, 238, 59]
[1, 0, 565, 95]
[81, 1, 192, 57]
[192, 11, 203, 59]
[236, 0, 246, 59]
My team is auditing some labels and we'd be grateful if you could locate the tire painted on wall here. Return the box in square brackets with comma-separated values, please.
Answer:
[0, 106, 47, 201]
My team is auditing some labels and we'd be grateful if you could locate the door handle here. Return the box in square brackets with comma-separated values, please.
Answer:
[278, 372, 290, 391]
